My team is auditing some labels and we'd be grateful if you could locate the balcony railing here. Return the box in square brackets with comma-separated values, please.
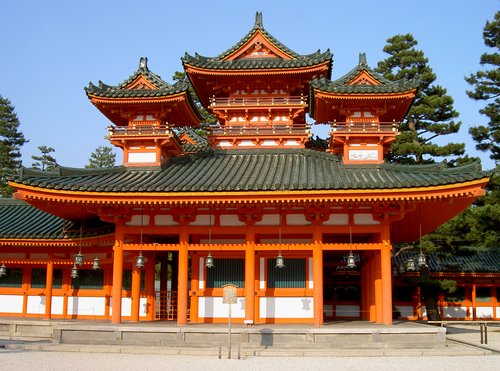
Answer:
[330, 121, 399, 134]
[209, 124, 311, 136]
[107, 125, 172, 137]
[209, 96, 307, 108]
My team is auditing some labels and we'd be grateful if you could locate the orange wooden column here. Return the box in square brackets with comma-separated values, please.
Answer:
[189, 253, 199, 323]
[130, 265, 141, 322]
[177, 226, 189, 325]
[367, 252, 376, 321]
[44, 257, 54, 319]
[145, 253, 156, 321]
[380, 224, 393, 325]
[245, 225, 255, 324]
[374, 251, 383, 323]
[313, 226, 323, 326]
[111, 226, 124, 324]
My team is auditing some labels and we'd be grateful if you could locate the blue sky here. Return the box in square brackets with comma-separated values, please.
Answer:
[1, 0, 498, 169]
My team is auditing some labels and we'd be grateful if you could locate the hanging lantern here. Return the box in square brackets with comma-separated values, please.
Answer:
[71, 264, 79, 279]
[417, 252, 427, 268]
[136, 253, 145, 269]
[92, 257, 101, 270]
[275, 251, 285, 269]
[205, 252, 214, 268]
[75, 252, 84, 266]
[405, 258, 416, 272]
[0, 264, 6, 277]
[346, 252, 357, 269]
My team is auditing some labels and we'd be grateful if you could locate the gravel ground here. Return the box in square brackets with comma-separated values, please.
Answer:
[1, 350, 499, 371]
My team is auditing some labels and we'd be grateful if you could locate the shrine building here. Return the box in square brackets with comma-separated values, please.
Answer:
[0, 13, 495, 325]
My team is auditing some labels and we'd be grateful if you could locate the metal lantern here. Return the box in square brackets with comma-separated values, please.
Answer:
[0, 264, 6, 278]
[205, 252, 214, 268]
[275, 252, 285, 269]
[75, 252, 84, 267]
[346, 252, 357, 269]
[417, 252, 427, 268]
[405, 258, 416, 272]
[92, 257, 101, 270]
[136, 253, 145, 269]
[71, 264, 79, 279]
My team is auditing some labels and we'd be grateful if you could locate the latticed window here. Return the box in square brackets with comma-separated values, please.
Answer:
[0, 268, 23, 288]
[206, 258, 244, 288]
[71, 269, 104, 290]
[267, 258, 306, 288]
[122, 270, 146, 290]
[31, 268, 63, 288]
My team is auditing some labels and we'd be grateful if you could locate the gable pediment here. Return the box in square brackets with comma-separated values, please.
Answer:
[125, 75, 158, 90]
[349, 71, 381, 86]
[224, 31, 293, 61]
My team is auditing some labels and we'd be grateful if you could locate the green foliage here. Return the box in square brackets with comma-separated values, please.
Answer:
[31, 145, 57, 171]
[172, 71, 217, 126]
[86, 146, 116, 168]
[376, 34, 465, 164]
[0, 95, 27, 197]
[465, 11, 500, 163]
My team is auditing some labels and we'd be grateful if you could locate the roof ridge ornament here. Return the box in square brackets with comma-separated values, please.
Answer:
[139, 57, 148, 70]
[359, 52, 367, 66]
[254, 11, 263, 29]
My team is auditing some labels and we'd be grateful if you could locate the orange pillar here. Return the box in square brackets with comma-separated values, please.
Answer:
[245, 226, 255, 324]
[374, 251, 383, 323]
[177, 227, 189, 325]
[145, 253, 155, 321]
[472, 284, 477, 320]
[381, 224, 393, 325]
[44, 257, 54, 319]
[111, 226, 124, 324]
[368, 253, 376, 321]
[313, 225, 323, 326]
[130, 265, 141, 322]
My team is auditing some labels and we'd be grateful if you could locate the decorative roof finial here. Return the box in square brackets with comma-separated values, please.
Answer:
[359, 52, 367, 66]
[254, 11, 263, 29]
[139, 57, 148, 70]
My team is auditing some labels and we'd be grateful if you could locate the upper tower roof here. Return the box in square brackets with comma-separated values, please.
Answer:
[182, 12, 333, 72]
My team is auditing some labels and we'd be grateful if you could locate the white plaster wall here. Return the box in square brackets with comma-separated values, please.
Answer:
[68, 297, 106, 316]
[154, 215, 177, 226]
[139, 297, 147, 317]
[353, 214, 380, 225]
[259, 297, 314, 318]
[128, 152, 156, 163]
[121, 297, 132, 316]
[126, 214, 150, 226]
[286, 214, 310, 226]
[52, 296, 64, 315]
[220, 215, 245, 226]
[476, 307, 494, 318]
[396, 305, 414, 318]
[198, 297, 245, 318]
[323, 214, 349, 225]
[335, 305, 360, 317]
[0, 295, 24, 313]
[497, 306, 500, 318]
[255, 214, 279, 226]
[443, 306, 469, 319]
[27, 295, 45, 314]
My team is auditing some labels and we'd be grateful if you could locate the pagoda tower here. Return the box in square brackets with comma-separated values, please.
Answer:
[310, 53, 419, 164]
[183, 12, 332, 149]
[85, 58, 203, 167]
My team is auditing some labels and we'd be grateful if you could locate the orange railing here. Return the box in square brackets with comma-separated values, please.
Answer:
[210, 124, 310, 136]
[209, 96, 307, 108]
[107, 125, 172, 137]
[330, 121, 399, 134]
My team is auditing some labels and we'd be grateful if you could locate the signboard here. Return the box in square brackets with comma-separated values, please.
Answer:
[222, 284, 237, 304]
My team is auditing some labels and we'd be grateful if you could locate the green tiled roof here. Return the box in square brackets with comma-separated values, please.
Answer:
[395, 250, 500, 273]
[310, 53, 419, 94]
[85, 57, 191, 99]
[0, 199, 114, 239]
[175, 127, 210, 152]
[182, 12, 332, 73]
[10, 149, 489, 193]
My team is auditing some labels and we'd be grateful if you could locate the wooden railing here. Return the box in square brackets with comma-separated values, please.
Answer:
[209, 96, 307, 108]
[107, 125, 172, 137]
[209, 124, 310, 136]
[330, 121, 399, 134]
[155, 290, 178, 320]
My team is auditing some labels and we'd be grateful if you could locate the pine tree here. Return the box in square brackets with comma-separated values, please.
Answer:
[31, 145, 57, 171]
[465, 11, 500, 163]
[86, 146, 116, 168]
[375, 34, 465, 164]
[0, 95, 27, 197]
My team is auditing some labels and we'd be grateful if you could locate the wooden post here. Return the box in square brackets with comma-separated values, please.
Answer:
[145, 253, 155, 321]
[368, 253, 376, 321]
[245, 225, 255, 324]
[111, 226, 124, 324]
[381, 223, 392, 324]
[375, 251, 383, 323]
[131, 265, 141, 322]
[313, 226, 323, 326]
[44, 257, 54, 319]
[177, 227, 189, 325]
